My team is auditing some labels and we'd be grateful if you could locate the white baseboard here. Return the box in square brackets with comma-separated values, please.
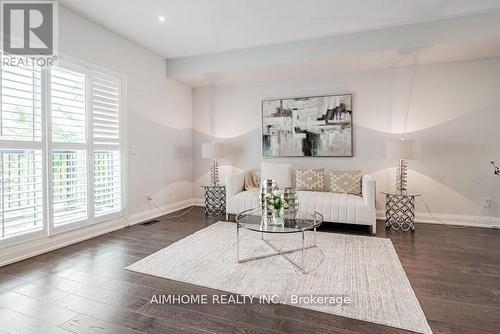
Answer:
[0, 198, 199, 268]
[127, 198, 198, 226]
[0, 218, 124, 267]
[192, 198, 205, 207]
[376, 210, 500, 229]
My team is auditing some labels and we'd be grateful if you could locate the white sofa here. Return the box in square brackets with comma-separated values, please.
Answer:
[225, 172, 377, 234]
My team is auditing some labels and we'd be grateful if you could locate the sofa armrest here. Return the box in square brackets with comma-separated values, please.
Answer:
[225, 172, 245, 199]
[362, 174, 376, 208]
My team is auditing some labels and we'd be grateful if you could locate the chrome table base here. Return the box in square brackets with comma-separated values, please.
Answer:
[236, 225, 317, 274]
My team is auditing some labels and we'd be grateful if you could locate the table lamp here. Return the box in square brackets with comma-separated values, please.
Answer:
[386, 139, 416, 194]
[202, 142, 224, 186]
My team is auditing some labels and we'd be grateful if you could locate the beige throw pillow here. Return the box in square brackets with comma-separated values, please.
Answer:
[330, 170, 362, 195]
[295, 169, 325, 192]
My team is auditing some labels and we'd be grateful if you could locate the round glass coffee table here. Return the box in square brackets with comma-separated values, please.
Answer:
[235, 208, 323, 274]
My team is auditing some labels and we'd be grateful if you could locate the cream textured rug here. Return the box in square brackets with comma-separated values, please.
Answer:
[127, 222, 432, 334]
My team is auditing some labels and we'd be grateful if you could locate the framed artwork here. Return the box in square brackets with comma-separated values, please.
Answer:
[262, 94, 353, 157]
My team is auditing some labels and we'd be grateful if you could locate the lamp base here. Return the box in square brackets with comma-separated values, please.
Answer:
[209, 158, 219, 186]
[396, 159, 408, 194]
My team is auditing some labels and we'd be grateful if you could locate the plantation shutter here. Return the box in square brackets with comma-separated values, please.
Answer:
[0, 62, 42, 141]
[50, 67, 86, 143]
[91, 72, 120, 145]
[0, 58, 124, 245]
[50, 66, 88, 227]
[91, 72, 121, 217]
[0, 57, 44, 239]
[0, 150, 43, 238]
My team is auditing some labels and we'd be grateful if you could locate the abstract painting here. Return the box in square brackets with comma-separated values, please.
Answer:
[262, 94, 353, 157]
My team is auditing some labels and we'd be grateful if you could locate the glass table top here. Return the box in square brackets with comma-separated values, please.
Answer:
[235, 208, 323, 234]
[381, 192, 422, 197]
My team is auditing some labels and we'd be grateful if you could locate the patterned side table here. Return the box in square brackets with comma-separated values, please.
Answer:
[201, 185, 226, 216]
[382, 192, 421, 232]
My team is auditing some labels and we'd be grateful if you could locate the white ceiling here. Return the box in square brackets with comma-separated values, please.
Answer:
[60, 0, 500, 59]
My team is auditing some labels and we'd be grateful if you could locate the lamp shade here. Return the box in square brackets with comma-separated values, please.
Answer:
[201, 142, 224, 159]
[386, 139, 416, 159]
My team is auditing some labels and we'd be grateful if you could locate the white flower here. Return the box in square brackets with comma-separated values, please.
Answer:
[272, 189, 284, 197]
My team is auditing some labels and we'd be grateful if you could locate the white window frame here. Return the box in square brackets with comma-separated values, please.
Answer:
[0, 54, 127, 247]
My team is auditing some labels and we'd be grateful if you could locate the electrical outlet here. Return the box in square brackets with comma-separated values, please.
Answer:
[482, 197, 491, 208]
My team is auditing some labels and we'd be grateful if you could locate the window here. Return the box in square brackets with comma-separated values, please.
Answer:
[0, 57, 124, 244]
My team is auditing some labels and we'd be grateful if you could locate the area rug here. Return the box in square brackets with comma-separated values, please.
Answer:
[127, 222, 432, 334]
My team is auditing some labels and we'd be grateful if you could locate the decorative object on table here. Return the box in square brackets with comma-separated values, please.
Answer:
[295, 168, 325, 191]
[386, 139, 416, 194]
[262, 94, 353, 157]
[201, 185, 226, 216]
[260, 179, 278, 216]
[202, 142, 224, 186]
[491, 161, 500, 177]
[330, 170, 362, 194]
[382, 192, 421, 231]
[264, 189, 285, 225]
[283, 187, 298, 215]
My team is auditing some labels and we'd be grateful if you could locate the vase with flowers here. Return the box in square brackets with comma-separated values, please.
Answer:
[265, 189, 286, 225]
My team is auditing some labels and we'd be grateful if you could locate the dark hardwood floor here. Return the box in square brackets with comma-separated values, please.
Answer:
[0, 206, 499, 334]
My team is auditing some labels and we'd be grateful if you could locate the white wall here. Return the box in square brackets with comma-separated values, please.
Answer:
[59, 8, 193, 216]
[192, 58, 500, 225]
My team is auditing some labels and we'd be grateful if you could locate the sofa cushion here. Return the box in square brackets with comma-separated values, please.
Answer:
[295, 168, 325, 191]
[296, 191, 371, 224]
[261, 162, 292, 189]
[226, 190, 259, 215]
[330, 170, 362, 195]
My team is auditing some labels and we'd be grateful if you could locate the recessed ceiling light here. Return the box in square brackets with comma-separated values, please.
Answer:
[158, 15, 166, 22]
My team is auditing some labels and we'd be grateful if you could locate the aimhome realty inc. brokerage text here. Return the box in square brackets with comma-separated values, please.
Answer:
[150, 294, 353, 306]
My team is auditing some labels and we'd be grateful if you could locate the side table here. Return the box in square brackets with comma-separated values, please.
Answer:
[201, 185, 226, 216]
[382, 192, 421, 231]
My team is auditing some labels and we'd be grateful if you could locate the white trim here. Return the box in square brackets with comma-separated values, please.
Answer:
[0, 218, 123, 267]
[0, 230, 45, 249]
[94, 210, 122, 224]
[52, 218, 89, 235]
[41, 66, 50, 239]
[86, 69, 95, 226]
[127, 198, 198, 226]
[0, 141, 42, 150]
[376, 210, 500, 229]
[55, 53, 128, 84]
[51, 142, 88, 150]
[120, 77, 128, 226]
[192, 197, 205, 207]
[0, 198, 197, 267]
